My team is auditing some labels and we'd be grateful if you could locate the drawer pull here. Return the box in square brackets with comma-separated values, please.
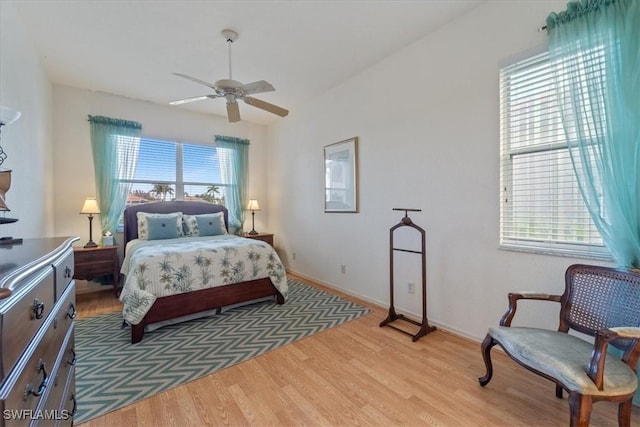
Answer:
[66, 302, 77, 319]
[64, 266, 72, 278]
[67, 348, 76, 366]
[24, 360, 48, 399]
[32, 299, 45, 319]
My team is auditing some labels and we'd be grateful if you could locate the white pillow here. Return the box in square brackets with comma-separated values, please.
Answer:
[137, 211, 184, 240]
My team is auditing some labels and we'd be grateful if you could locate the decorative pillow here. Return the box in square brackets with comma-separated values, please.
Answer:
[137, 211, 184, 240]
[182, 214, 199, 236]
[196, 214, 227, 236]
[146, 216, 180, 240]
[183, 212, 227, 237]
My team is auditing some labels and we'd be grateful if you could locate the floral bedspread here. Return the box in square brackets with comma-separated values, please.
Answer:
[119, 235, 288, 325]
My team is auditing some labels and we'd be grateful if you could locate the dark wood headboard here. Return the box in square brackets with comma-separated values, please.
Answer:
[123, 201, 229, 245]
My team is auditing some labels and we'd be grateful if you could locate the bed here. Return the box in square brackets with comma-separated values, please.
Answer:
[119, 201, 287, 344]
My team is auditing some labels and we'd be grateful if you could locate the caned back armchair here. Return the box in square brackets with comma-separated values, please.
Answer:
[479, 264, 640, 427]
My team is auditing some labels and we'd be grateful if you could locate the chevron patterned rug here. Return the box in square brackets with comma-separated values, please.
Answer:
[74, 279, 370, 423]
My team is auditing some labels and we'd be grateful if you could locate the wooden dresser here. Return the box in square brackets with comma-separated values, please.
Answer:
[0, 237, 78, 426]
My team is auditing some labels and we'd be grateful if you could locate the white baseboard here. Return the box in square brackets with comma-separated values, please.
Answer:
[286, 269, 483, 344]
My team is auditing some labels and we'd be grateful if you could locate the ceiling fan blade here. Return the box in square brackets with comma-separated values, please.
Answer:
[241, 80, 275, 95]
[227, 101, 241, 123]
[173, 73, 217, 90]
[242, 97, 289, 117]
[169, 95, 215, 106]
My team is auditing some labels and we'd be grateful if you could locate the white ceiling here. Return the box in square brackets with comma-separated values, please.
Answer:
[13, 1, 482, 125]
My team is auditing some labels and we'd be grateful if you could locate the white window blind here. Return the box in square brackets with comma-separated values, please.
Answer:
[499, 50, 608, 258]
[117, 138, 229, 206]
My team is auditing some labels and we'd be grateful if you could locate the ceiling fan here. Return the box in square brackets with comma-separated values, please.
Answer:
[170, 29, 289, 123]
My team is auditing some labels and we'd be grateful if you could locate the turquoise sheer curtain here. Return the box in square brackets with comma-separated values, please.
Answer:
[546, 0, 640, 269]
[88, 115, 142, 235]
[215, 135, 249, 235]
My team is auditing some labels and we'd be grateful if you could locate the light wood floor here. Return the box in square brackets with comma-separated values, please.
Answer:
[75, 275, 640, 427]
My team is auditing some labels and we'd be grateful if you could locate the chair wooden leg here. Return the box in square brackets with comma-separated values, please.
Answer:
[618, 399, 632, 427]
[478, 334, 497, 386]
[568, 393, 592, 427]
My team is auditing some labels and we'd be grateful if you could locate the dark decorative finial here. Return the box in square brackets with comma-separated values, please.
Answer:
[392, 207, 422, 225]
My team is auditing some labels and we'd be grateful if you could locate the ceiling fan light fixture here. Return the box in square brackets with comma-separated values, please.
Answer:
[215, 79, 242, 89]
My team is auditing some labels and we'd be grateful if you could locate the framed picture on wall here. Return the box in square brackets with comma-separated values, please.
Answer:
[324, 137, 358, 213]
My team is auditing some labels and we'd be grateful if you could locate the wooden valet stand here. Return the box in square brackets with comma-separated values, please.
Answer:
[380, 208, 436, 342]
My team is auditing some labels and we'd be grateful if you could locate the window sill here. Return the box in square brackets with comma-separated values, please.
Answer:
[499, 243, 612, 262]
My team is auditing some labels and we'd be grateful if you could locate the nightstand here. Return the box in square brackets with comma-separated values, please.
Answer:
[244, 232, 274, 246]
[73, 245, 120, 296]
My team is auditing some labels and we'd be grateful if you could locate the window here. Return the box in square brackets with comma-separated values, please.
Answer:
[118, 138, 228, 208]
[499, 50, 608, 259]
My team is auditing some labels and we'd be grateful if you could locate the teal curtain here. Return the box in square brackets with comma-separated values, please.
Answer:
[215, 135, 249, 235]
[88, 115, 142, 235]
[546, 0, 640, 269]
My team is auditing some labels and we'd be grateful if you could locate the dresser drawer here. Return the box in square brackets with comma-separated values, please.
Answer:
[74, 261, 113, 279]
[30, 324, 75, 427]
[52, 285, 76, 344]
[52, 249, 73, 302]
[0, 268, 55, 381]
[74, 246, 117, 264]
[244, 233, 274, 246]
[54, 327, 75, 399]
[73, 246, 118, 280]
[0, 286, 73, 425]
[57, 367, 75, 427]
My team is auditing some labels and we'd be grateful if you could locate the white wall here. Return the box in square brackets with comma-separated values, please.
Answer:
[267, 0, 613, 341]
[0, 2, 54, 238]
[52, 85, 270, 247]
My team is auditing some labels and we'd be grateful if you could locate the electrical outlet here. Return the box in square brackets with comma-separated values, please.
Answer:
[408, 282, 415, 294]
[341, 265, 346, 274]
[292, 252, 296, 260]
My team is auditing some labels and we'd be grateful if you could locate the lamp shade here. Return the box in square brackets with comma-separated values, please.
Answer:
[80, 197, 101, 214]
[246, 199, 260, 211]
[0, 106, 21, 126]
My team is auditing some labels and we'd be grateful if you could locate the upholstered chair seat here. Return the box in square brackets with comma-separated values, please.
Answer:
[489, 326, 638, 396]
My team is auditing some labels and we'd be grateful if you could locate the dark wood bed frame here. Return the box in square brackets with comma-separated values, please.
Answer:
[122, 201, 284, 344]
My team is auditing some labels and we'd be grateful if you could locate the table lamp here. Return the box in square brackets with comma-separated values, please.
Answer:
[0, 105, 23, 246]
[80, 197, 101, 248]
[246, 199, 260, 235]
